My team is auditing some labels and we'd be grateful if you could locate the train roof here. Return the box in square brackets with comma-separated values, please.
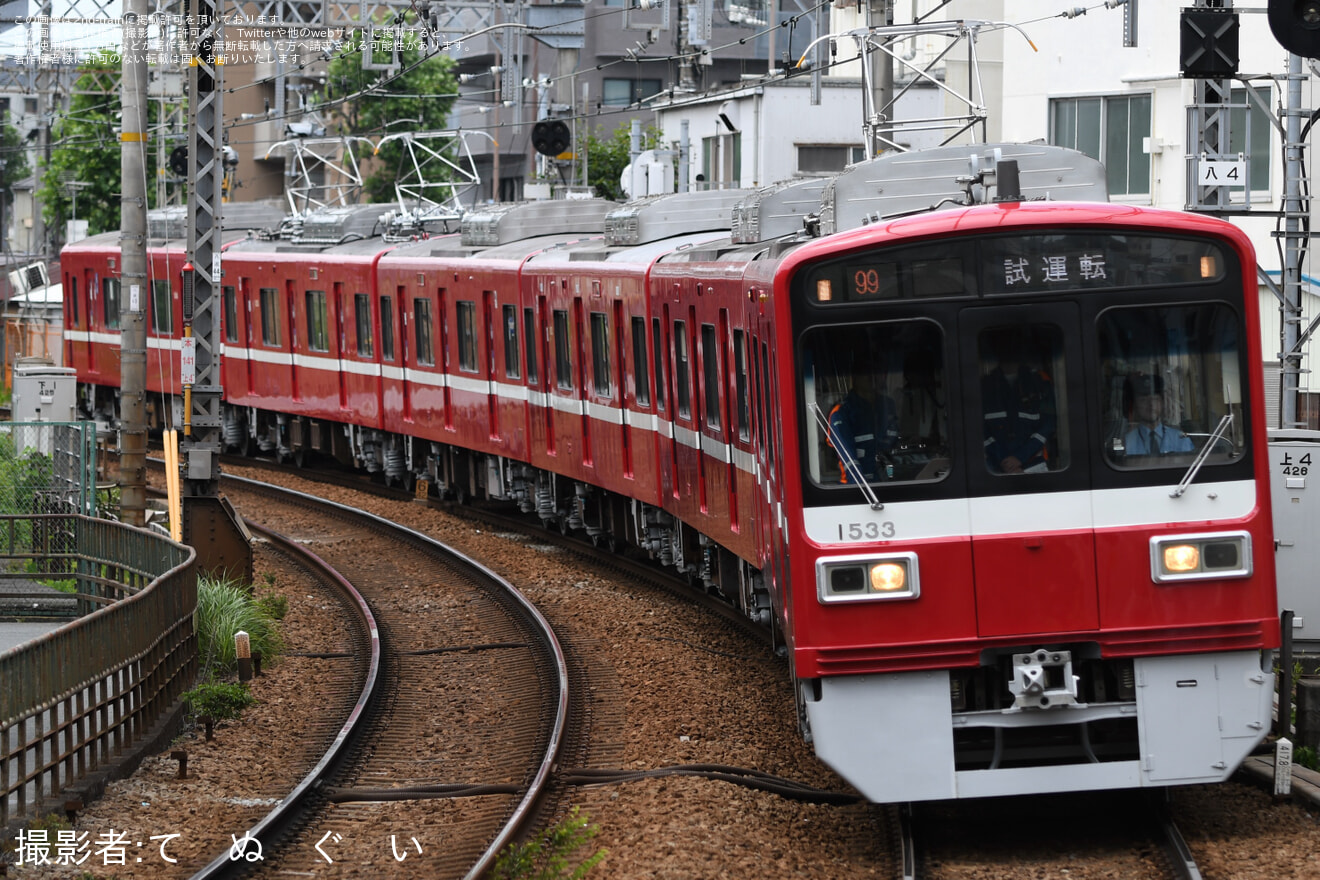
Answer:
[382, 231, 598, 264]
[525, 230, 733, 269]
[221, 234, 395, 258]
[603, 189, 748, 247]
[459, 199, 614, 247]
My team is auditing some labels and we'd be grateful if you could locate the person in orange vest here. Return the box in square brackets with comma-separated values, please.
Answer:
[828, 365, 899, 483]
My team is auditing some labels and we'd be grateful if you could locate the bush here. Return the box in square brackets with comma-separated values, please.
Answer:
[492, 806, 606, 879]
[183, 681, 256, 722]
[196, 576, 284, 679]
[256, 593, 289, 620]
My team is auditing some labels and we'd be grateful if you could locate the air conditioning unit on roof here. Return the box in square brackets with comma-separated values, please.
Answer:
[8, 262, 48, 295]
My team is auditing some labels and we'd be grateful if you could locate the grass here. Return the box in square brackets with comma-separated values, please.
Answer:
[196, 575, 284, 680]
[491, 806, 606, 879]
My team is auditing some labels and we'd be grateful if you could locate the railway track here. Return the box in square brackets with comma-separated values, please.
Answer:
[189, 474, 569, 879]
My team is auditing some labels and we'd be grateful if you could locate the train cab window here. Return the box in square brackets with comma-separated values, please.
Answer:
[503, 305, 520, 379]
[523, 307, 538, 384]
[632, 317, 650, 407]
[222, 286, 236, 342]
[1098, 304, 1246, 469]
[801, 320, 948, 486]
[355, 294, 373, 357]
[979, 324, 1068, 475]
[103, 277, 121, 330]
[305, 291, 329, 352]
[455, 300, 475, 371]
[380, 296, 395, 361]
[675, 320, 691, 418]
[260, 288, 281, 346]
[591, 311, 611, 396]
[554, 309, 573, 390]
[734, 330, 750, 440]
[652, 318, 666, 409]
[416, 298, 436, 366]
[151, 279, 172, 335]
[702, 324, 721, 429]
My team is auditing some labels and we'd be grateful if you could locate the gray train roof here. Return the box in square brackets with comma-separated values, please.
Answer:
[460, 199, 614, 247]
[603, 189, 749, 247]
[146, 200, 287, 240]
[731, 178, 829, 245]
[819, 143, 1108, 235]
[382, 231, 597, 264]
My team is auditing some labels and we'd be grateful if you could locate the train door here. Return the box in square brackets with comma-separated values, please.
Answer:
[658, 310, 676, 499]
[240, 279, 254, 395]
[575, 296, 591, 466]
[286, 280, 300, 401]
[334, 282, 348, 410]
[958, 303, 1096, 638]
[540, 295, 554, 456]
[614, 300, 631, 477]
[484, 290, 498, 438]
[401, 287, 414, 423]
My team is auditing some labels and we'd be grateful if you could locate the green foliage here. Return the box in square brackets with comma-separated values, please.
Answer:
[492, 806, 606, 880]
[581, 124, 662, 201]
[196, 576, 284, 679]
[256, 593, 289, 621]
[183, 681, 256, 722]
[0, 438, 53, 516]
[0, 116, 28, 203]
[1296, 745, 1319, 772]
[319, 20, 458, 203]
[38, 51, 160, 242]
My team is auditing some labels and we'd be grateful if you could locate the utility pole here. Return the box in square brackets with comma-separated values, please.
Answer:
[118, 0, 149, 527]
[1280, 53, 1305, 428]
[867, 0, 894, 157]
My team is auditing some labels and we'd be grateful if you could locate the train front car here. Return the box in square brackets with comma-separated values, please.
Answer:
[776, 193, 1278, 802]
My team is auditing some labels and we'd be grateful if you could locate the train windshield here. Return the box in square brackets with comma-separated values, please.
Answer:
[1099, 303, 1246, 469]
[800, 319, 950, 487]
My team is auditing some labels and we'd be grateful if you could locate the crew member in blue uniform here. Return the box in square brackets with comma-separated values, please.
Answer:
[982, 332, 1056, 474]
[1124, 373, 1194, 455]
[829, 367, 899, 483]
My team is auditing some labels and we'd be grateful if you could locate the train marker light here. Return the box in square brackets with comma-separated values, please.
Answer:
[1151, 531, 1251, 583]
[816, 279, 833, 302]
[1200, 255, 1217, 278]
[869, 562, 906, 592]
[817, 553, 919, 603]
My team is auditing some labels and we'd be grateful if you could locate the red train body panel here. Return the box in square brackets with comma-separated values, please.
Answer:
[62, 144, 1279, 803]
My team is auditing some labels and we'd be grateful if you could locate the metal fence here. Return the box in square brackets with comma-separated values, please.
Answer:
[0, 421, 99, 519]
[1, 516, 197, 826]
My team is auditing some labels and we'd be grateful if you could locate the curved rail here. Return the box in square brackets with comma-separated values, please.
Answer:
[188, 475, 569, 879]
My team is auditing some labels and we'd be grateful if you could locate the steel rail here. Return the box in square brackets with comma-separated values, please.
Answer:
[186, 474, 569, 879]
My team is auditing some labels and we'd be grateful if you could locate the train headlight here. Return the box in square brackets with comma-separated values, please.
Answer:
[1151, 531, 1251, 583]
[818, 553, 919, 604]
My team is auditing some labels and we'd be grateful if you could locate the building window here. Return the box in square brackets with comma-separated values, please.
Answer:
[603, 78, 663, 107]
[355, 293, 373, 357]
[1229, 86, 1272, 195]
[380, 296, 395, 361]
[103, 277, 121, 330]
[259, 288, 279, 345]
[701, 133, 741, 189]
[305, 290, 329, 352]
[151, 279, 173, 335]
[797, 145, 866, 175]
[416, 298, 435, 366]
[1051, 94, 1151, 197]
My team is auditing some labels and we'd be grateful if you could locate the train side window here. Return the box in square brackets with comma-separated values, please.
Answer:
[104, 277, 122, 330]
[761, 341, 775, 470]
[523, 307, 538, 384]
[68, 276, 78, 327]
[753, 335, 766, 452]
[221, 285, 236, 342]
[456, 300, 476, 371]
[380, 296, 395, 361]
[979, 324, 1066, 475]
[702, 323, 720, 429]
[652, 318, 666, 410]
[151, 279, 173, 335]
[554, 309, 573, 390]
[734, 329, 749, 441]
[632, 317, 650, 407]
[305, 290, 329, 352]
[259, 288, 280, 345]
[675, 320, 691, 418]
[416, 298, 436, 366]
[591, 311, 611, 396]
[503, 304, 520, 379]
[354, 294, 373, 357]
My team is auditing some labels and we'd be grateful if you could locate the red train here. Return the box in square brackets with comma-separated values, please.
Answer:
[62, 143, 1279, 802]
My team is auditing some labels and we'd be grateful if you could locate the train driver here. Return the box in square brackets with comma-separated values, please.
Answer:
[981, 329, 1056, 474]
[828, 364, 899, 483]
[1124, 373, 1194, 455]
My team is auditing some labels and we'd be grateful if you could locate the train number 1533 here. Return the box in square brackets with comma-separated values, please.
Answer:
[839, 521, 896, 540]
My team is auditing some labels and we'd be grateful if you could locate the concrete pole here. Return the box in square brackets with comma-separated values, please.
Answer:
[867, 0, 894, 156]
[118, 0, 150, 527]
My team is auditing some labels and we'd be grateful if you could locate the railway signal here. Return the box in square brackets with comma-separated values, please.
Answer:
[1268, 0, 1320, 58]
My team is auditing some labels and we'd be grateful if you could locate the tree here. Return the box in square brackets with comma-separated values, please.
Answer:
[581, 123, 662, 201]
[38, 51, 152, 242]
[0, 115, 31, 246]
[319, 21, 459, 204]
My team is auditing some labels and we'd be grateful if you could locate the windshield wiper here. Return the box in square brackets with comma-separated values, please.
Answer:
[809, 402, 884, 510]
[1171, 413, 1233, 498]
